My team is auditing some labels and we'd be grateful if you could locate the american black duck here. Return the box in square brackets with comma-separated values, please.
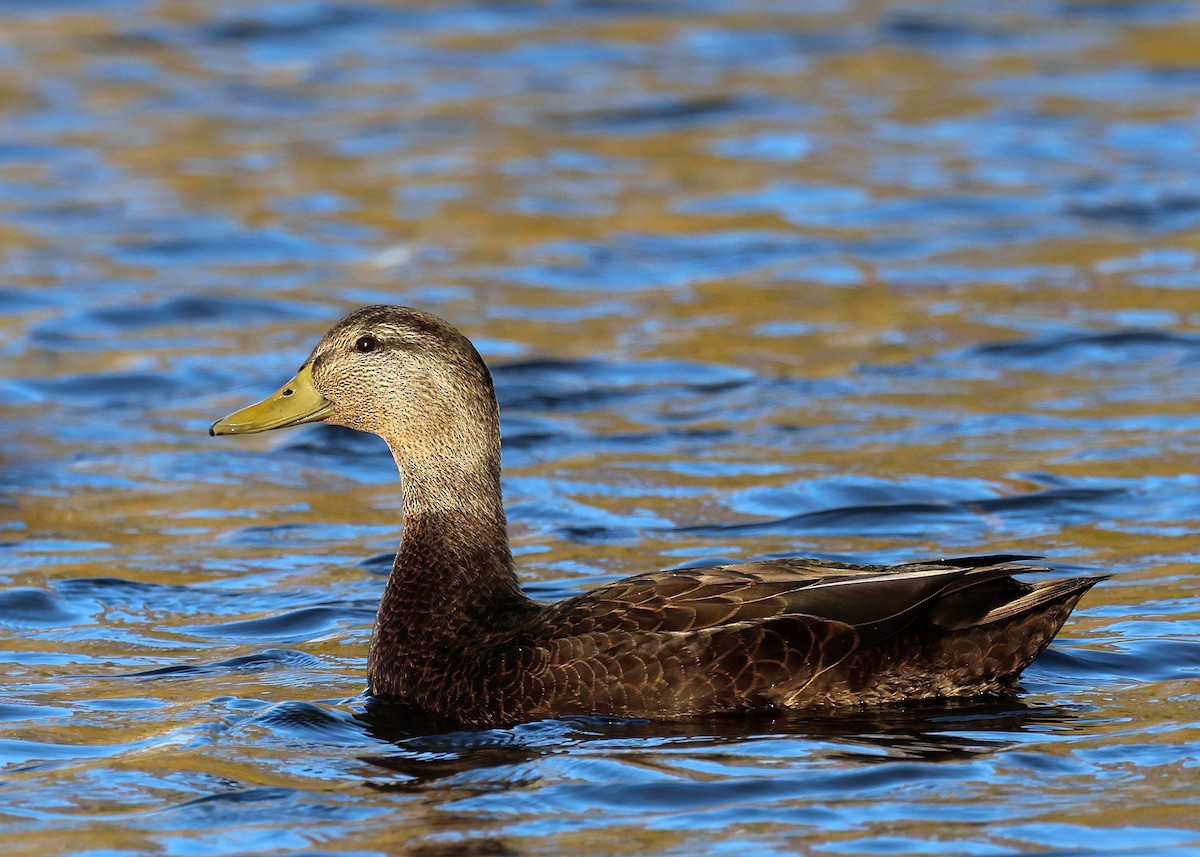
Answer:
[211, 305, 1105, 727]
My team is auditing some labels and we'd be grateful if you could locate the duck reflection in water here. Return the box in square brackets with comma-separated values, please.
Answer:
[353, 696, 1085, 787]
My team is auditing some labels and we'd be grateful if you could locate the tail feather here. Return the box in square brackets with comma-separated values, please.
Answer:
[906, 573, 1108, 700]
[979, 574, 1109, 626]
[928, 570, 1106, 632]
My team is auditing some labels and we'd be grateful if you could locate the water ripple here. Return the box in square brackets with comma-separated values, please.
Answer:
[1, 1, 1198, 856]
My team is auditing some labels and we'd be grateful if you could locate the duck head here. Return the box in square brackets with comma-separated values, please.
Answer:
[210, 306, 503, 498]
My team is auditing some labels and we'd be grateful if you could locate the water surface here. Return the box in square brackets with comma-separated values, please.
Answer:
[1, 1, 1199, 855]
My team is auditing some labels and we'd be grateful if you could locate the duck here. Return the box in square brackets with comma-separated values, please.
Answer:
[210, 305, 1106, 728]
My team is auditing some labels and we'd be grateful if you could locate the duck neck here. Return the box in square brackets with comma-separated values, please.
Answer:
[368, 448, 537, 698]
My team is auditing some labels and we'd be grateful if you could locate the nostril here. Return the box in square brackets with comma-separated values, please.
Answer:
[282, 389, 294, 397]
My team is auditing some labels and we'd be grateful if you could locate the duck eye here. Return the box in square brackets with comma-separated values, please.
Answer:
[355, 334, 379, 354]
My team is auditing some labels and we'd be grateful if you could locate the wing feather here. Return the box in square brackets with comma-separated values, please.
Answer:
[545, 555, 1045, 645]
[506, 555, 1083, 720]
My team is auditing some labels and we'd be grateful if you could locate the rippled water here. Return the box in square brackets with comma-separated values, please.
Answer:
[2, 1, 1199, 855]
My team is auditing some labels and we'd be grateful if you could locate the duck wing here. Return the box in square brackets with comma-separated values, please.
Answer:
[514, 554, 1065, 718]
[541, 553, 1048, 648]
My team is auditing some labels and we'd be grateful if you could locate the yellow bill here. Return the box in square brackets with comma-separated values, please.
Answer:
[209, 363, 335, 436]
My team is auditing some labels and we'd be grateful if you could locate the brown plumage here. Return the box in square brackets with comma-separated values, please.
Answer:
[211, 305, 1106, 728]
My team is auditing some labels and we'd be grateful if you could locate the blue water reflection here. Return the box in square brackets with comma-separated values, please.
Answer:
[0, 1, 1198, 856]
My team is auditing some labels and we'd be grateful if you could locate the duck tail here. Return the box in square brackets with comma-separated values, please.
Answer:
[977, 574, 1109, 627]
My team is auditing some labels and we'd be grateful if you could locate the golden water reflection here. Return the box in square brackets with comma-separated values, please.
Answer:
[1, 1, 1198, 855]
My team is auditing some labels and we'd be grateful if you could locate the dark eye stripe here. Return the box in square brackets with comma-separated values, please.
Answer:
[355, 334, 379, 353]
